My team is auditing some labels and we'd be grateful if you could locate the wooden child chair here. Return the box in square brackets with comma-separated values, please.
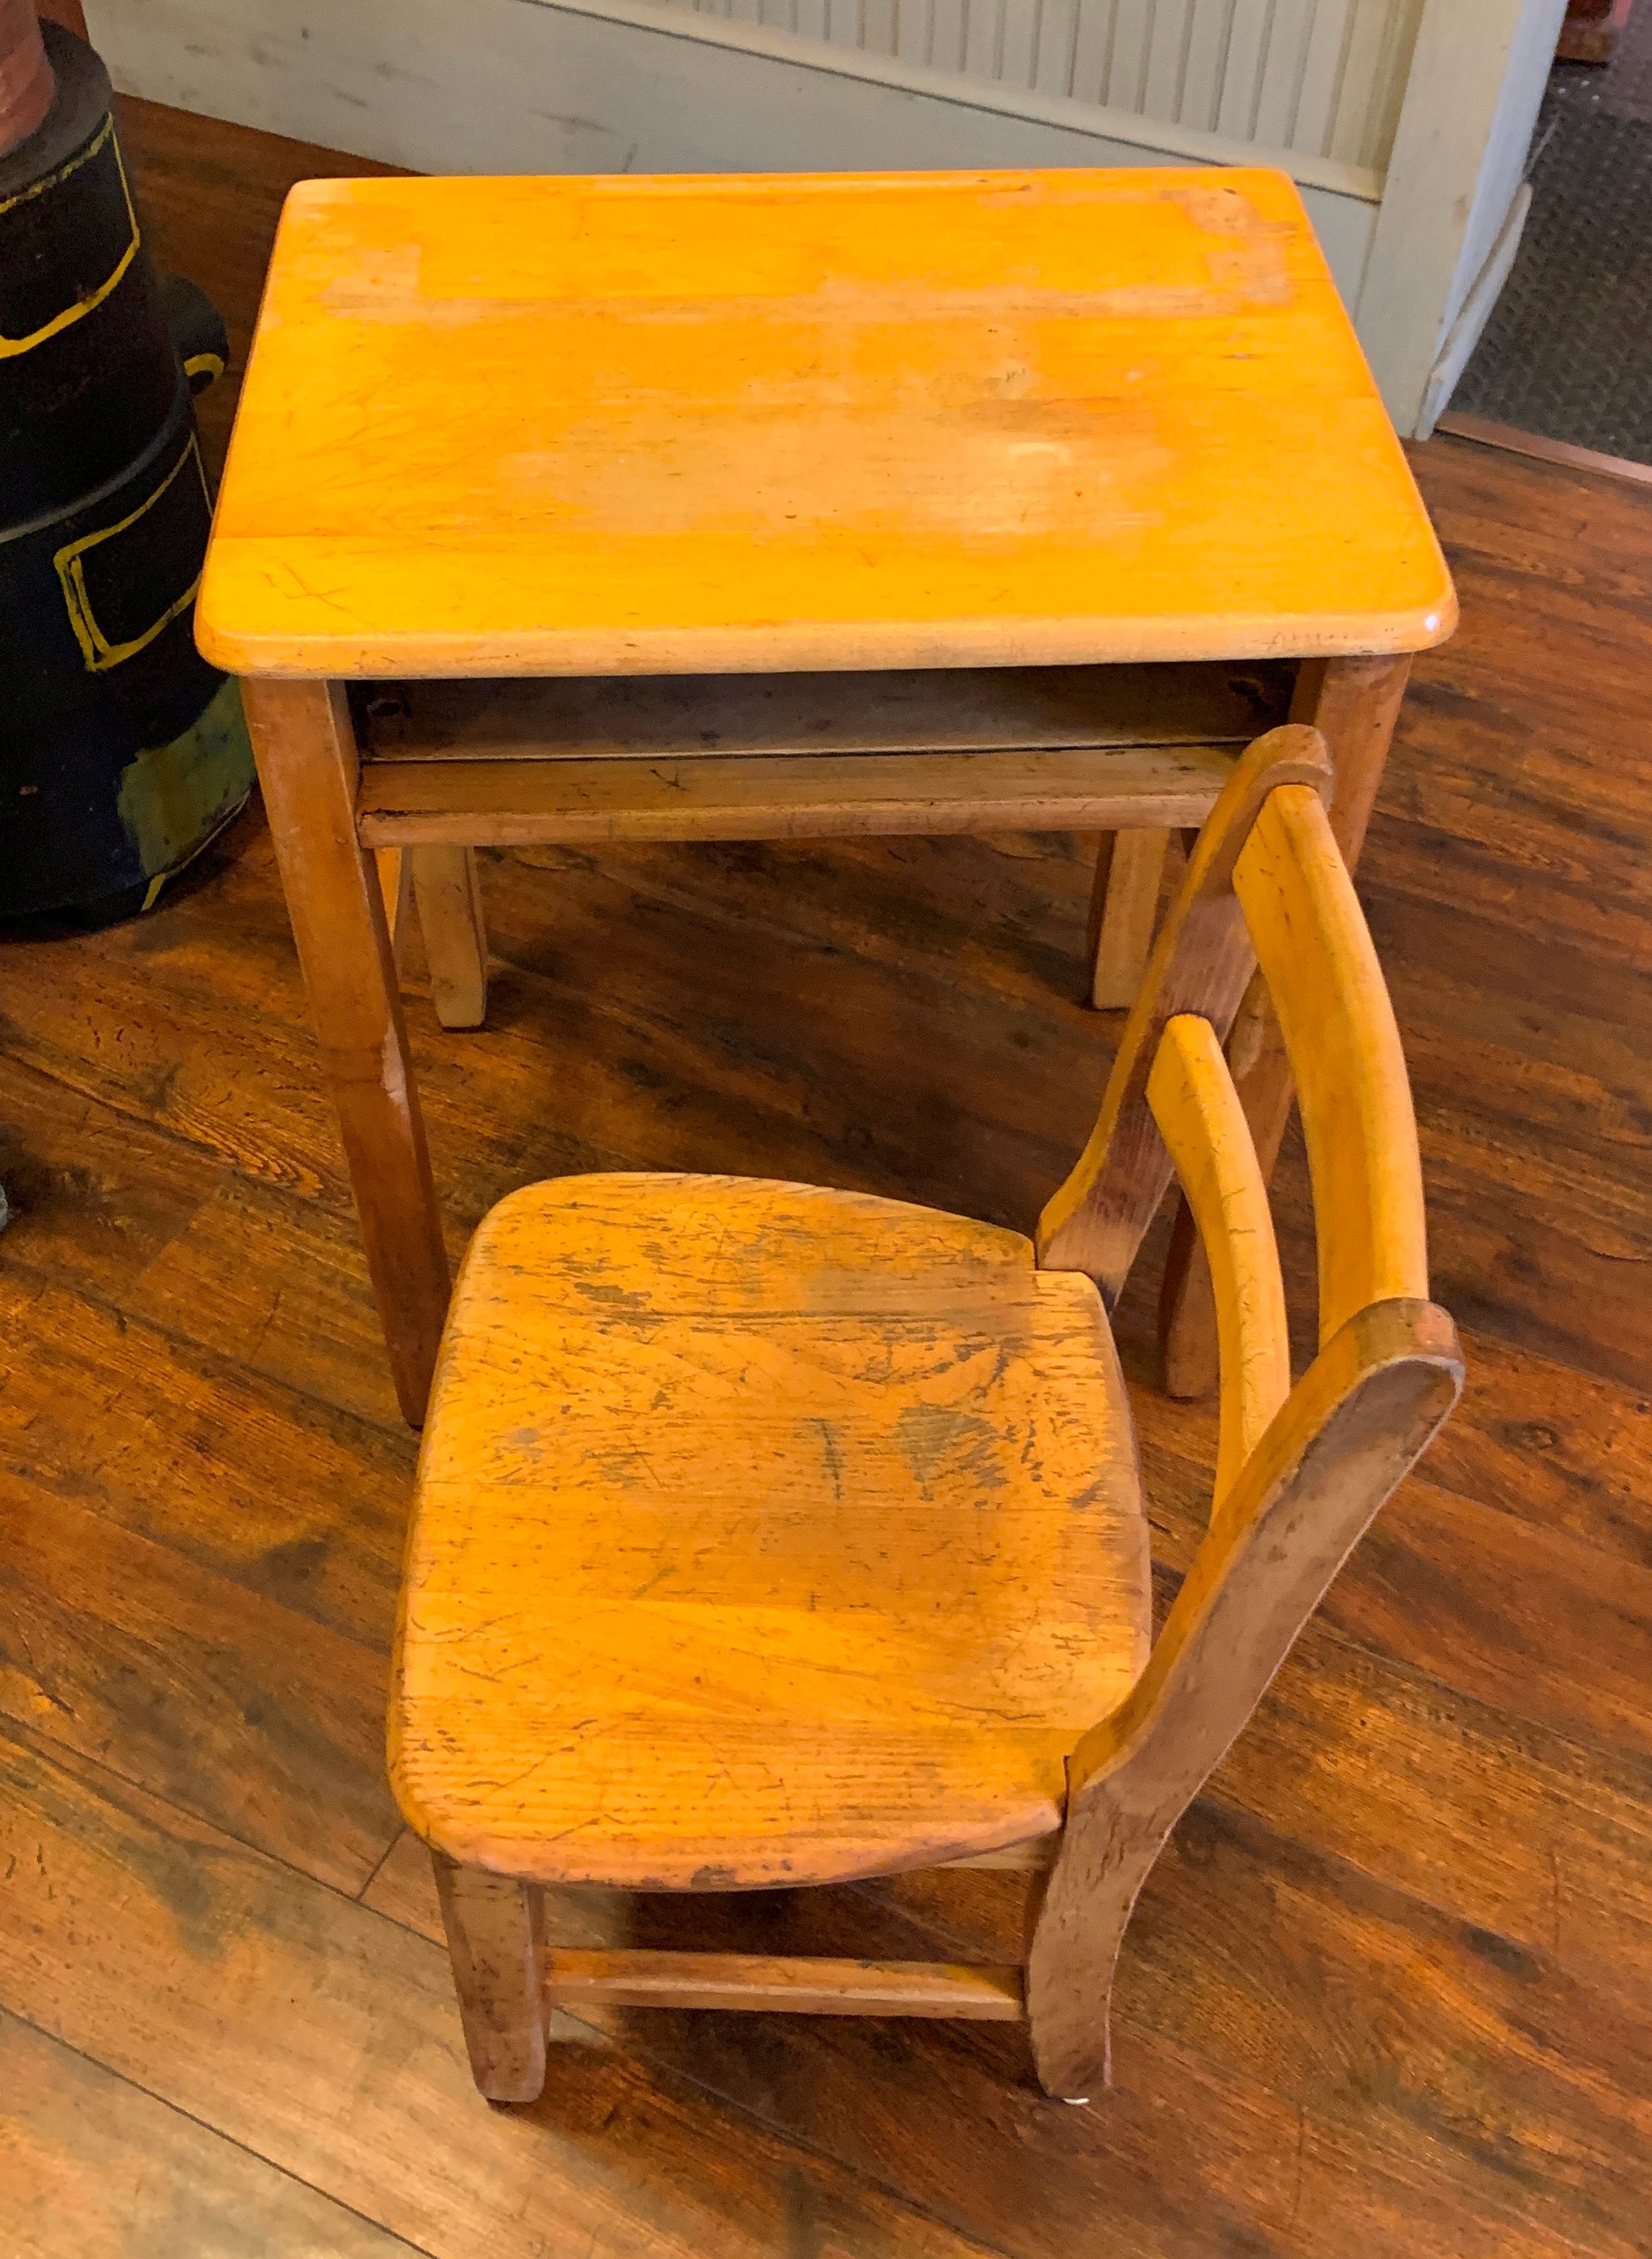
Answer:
[388, 722, 1462, 2105]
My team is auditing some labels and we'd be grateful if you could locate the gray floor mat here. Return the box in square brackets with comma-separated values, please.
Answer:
[1450, 15, 1652, 463]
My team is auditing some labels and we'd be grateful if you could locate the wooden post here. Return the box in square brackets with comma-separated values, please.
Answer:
[241, 678, 450, 1425]
[411, 846, 489, 1029]
[1160, 655, 1412, 1398]
[432, 1854, 548, 2103]
[375, 846, 415, 976]
[1028, 1301, 1462, 2099]
[1088, 829, 1171, 1010]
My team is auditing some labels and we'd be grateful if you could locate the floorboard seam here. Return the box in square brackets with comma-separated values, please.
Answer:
[0, 1242, 418, 1457]
[1137, 1540, 1652, 1796]
[0, 1039, 357, 1215]
[355, 1827, 407, 1903]
[0, 1712, 390, 1903]
[0, 1999, 439, 2259]
[0, 1721, 1024, 2259]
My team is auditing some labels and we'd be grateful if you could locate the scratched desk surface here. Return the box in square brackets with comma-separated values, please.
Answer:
[198, 166, 1454, 679]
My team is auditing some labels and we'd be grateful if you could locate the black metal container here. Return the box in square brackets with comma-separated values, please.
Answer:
[0, 20, 253, 921]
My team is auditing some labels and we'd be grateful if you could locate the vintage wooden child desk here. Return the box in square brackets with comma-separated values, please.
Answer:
[197, 165, 1454, 1426]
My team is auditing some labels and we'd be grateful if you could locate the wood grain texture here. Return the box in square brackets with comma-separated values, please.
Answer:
[0, 1469, 398, 1893]
[1037, 724, 1333, 1290]
[1089, 827, 1170, 1008]
[544, 1950, 1025, 2019]
[0, 2009, 420, 2259]
[410, 846, 487, 1028]
[1162, 652, 1417, 1394]
[392, 1173, 1150, 1885]
[400, 768, 1442, 2094]
[196, 169, 1454, 678]
[356, 744, 1238, 848]
[373, 844, 414, 976]
[1146, 1013, 1290, 1505]
[1027, 1299, 1464, 2098]
[110, 96, 407, 486]
[432, 1853, 546, 2102]
[0, 1267, 412, 1651]
[241, 676, 451, 1422]
[1294, 653, 1417, 870]
[1032, 778, 1446, 2094]
[1233, 783, 1429, 1343]
[353, 661, 1295, 763]
[379, 1812, 1652, 2259]
[4, 94, 1650, 2256]
[0, 1723, 998, 2259]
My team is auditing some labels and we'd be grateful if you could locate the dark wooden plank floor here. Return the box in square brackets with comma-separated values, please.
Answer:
[2, 98, 1650, 2259]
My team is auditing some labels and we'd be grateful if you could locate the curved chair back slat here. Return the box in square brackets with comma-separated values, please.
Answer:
[1232, 782, 1428, 1345]
[1145, 1013, 1291, 1509]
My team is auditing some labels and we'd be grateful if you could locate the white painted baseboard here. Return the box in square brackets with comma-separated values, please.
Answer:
[86, 0, 1379, 304]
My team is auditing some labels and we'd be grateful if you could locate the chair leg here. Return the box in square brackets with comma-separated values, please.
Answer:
[1088, 829, 1170, 1009]
[1022, 1798, 1137, 2102]
[432, 1852, 547, 2102]
[411, 846, 488, 1029]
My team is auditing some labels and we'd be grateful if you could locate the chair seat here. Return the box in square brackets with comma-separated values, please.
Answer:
[390, 1175, 1152, 1889]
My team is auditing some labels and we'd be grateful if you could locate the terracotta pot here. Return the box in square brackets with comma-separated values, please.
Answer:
[0, 0, 54, 157]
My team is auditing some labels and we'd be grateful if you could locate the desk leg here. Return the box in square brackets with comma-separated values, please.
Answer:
[1160, 654, 1412, 1397]
[411, 846, 489, 1029]
[375, 847, 415, 975]
[243, 679, 451, 1425]
[1087, 829, 1170, 1009]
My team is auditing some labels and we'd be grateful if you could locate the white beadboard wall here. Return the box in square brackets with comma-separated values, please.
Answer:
[86, 0, 1559, 432]
[674, 0, 1425, 171]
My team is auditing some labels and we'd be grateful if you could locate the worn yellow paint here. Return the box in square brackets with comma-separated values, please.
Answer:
[1233, 783, 1429, 1342]
[115, 673, 255, 879]
[199, 167, 1454, 678]
[1147, 1013, 1290, 1507]
[0, 115, 140, 358]
[390, 1173, 1151, 1888]
[56, 435, 210, 672]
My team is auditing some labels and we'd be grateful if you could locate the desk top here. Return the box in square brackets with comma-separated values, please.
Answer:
[198, 168, 1454, 679]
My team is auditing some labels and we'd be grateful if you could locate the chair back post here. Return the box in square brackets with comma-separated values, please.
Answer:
[1036, 726, 1334, 1304]
[1026, 724, 1463, 2102]
[1025, 1300, 1462, 2099]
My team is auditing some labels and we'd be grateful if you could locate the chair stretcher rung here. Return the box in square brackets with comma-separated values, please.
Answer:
[544, 1950, 1027, 2020]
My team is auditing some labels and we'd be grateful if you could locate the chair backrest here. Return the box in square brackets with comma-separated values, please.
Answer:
[1024, 725, 1463, 2101]
[1037, 721, 1441, 1512]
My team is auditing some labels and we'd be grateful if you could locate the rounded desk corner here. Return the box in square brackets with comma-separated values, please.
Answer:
[1225, 161, 1303, 197]
[278, 173, 365, 225]
[1416, 581, 1461, 649]
[192, 566, 254, 677]
[192, 613, 242, 677]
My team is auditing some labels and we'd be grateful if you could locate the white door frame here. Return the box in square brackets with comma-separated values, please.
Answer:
[1356, 0, 1566, 436]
